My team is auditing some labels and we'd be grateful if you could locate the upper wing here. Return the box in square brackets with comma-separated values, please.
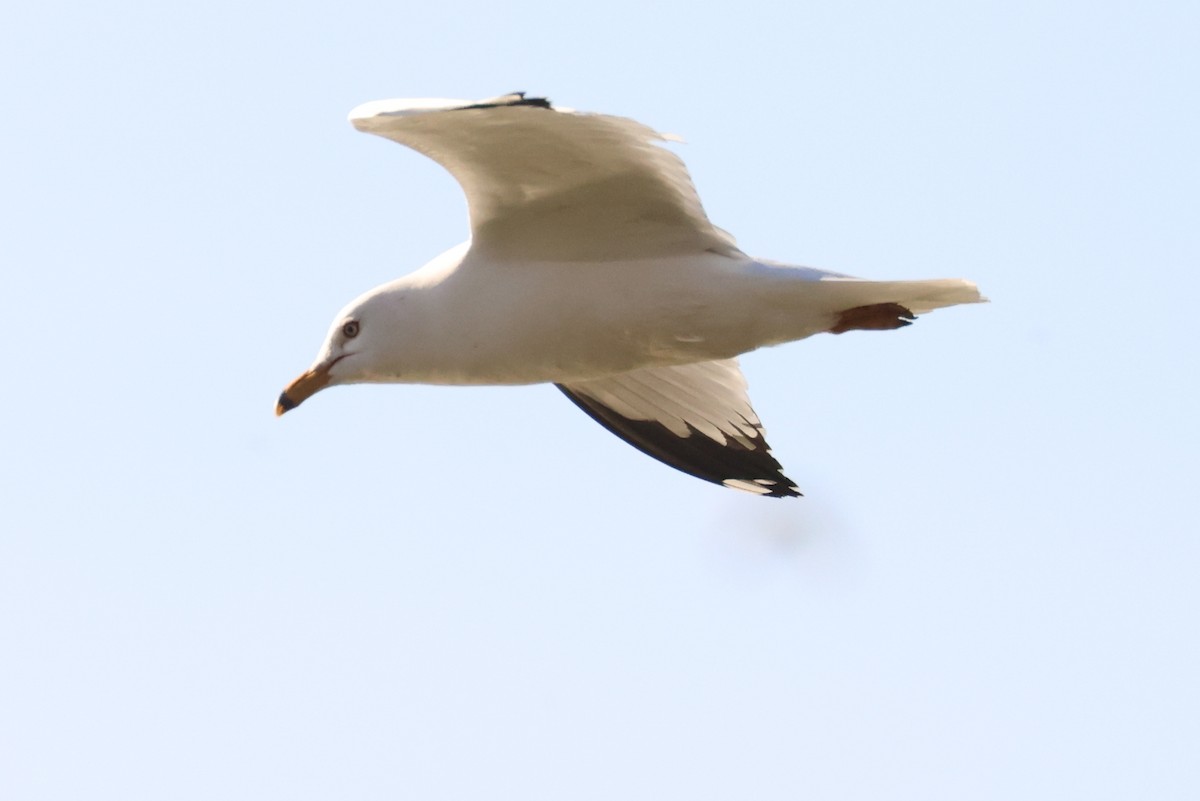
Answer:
[557, 359, 801, 497]
[349, 92, 740, 262]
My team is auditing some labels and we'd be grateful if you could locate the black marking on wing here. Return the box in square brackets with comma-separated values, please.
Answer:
[458, 92, 553, 111]
[556, 384, 801, 498]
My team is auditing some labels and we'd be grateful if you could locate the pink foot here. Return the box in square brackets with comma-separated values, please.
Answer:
[830, 303, 916, 334]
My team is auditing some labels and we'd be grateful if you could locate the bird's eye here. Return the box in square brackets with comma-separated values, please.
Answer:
[342, 320, 360, 339]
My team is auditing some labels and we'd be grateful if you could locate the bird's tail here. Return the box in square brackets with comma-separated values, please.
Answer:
[814, 277, 985, 315]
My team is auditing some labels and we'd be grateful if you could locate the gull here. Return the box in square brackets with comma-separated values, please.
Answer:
[277, 92, 983, 497]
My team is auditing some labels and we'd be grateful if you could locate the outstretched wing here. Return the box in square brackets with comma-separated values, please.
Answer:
[557, 359, 801, 497]
[349, 92, 739, 262]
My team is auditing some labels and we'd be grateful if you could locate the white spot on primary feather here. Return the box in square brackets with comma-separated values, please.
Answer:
[724, 479, 773, 495]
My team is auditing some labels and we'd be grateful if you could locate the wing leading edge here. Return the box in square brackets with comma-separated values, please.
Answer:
[348, 92, 740, 261]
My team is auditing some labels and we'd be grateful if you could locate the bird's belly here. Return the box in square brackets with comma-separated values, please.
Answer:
[417, 259, 762, 384]
[420, 315, 726, 385]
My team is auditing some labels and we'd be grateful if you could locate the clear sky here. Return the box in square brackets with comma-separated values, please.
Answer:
[3, 1, 1198, 798]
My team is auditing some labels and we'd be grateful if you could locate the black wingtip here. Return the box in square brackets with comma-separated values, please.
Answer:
[505, 91, 552, 109]
[460, 92, 553, 111]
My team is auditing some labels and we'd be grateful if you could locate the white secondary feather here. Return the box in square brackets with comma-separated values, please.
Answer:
[564, 359, 759, 444]
[349, 93, 739, 261]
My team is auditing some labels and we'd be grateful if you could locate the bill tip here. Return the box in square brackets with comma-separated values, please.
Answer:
[275, 392, 297, 416]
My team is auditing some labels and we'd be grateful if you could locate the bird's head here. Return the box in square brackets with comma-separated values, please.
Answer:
[275, 245, 464, 415]
[275, 292, 385, 416]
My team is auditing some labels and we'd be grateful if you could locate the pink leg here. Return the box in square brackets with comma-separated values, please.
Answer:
[830, 303, 916, 334]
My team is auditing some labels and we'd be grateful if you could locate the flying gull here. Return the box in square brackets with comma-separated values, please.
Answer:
[277, 92, 983, 497]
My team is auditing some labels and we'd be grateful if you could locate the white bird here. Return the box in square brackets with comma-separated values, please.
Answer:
[277, 92, 983, 497]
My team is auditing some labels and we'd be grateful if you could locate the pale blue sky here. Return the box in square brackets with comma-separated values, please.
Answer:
[2, 1, 1198, 798]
